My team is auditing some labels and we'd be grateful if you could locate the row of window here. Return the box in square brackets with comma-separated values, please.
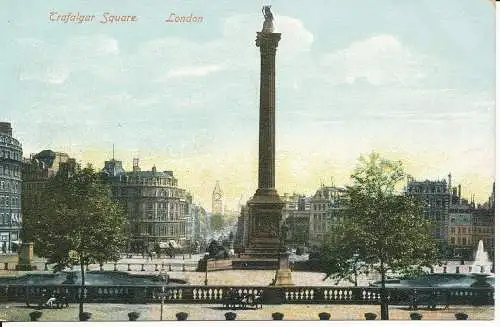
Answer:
[0, 195, 21, 208]
[0, 165, 21, 178]
[450, 227, 494, 234]
[118, 177, 178, 187]
[0, 148, 22, 161]
[0, 134, 21, 146]
[0, 212, 21, 226]
[133, 222, 186, 236]
[449, 237, 471, 246]
[0, 180, 21, 193]
[408, 185, 446, 193]
[115, 187, 185, 199]
[312, 204, 329, 211]
[450, 237, 494, 248]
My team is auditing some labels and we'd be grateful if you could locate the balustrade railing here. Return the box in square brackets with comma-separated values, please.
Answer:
[0, 284, 494, 306]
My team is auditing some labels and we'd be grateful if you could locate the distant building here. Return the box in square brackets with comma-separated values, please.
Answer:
[448, 202, 473, 259]
[102, 158, 195, 253]
[308, 186, 345, 247]
[212, 181, 223, 215]
[21, 149, 78, 243]
[406, 176, 450, 241]
[282, 193, 310, 246]
[0, 122, 22, 254]
[407, 175, 495, 260]
[471, 183, 495, 260]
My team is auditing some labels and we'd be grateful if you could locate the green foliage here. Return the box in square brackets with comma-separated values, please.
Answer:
[25, 165, 128, 271]
[210, 213, 225, 232]
[320, 153, 439, 285]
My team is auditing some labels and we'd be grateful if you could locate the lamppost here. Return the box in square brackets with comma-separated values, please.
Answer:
[204, 253, 211, 286]
[159, 270, 169, 321]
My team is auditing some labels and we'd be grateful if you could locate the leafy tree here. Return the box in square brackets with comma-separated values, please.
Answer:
[210, 213, 225, 232]
[319, 153, 439, 320]
[25, 165, 127, 317]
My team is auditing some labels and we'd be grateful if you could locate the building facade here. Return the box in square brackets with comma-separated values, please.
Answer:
[448, 202, 473, 258]
[102, 158, 195, 253]
[281, 193, 310, 246]
[308, 186, 345, 248]
[0, 122, 22, 254]
[406, 177, 450, 241]
[21, 150, 78, 243]
[407, 175, 495, 260]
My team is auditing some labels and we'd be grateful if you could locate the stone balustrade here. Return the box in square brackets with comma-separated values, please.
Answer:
[0, 285, 493, 306]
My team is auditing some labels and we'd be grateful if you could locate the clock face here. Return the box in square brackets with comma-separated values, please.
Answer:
[214, 193, 222, 201]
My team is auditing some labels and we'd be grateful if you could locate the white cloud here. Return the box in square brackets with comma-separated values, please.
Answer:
[321, 34, 434, 86]
[166, 64, 226, 78]
[18, 35, 120, 84]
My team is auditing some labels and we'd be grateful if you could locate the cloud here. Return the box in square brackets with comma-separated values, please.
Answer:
[18, 35, 120, 84]
[166, 64, 226, 79]
[321, 34, 434, 86]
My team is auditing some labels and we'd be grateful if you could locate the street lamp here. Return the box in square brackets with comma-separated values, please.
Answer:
[159, 270, 169, 321]
[204, 252, 210, 286]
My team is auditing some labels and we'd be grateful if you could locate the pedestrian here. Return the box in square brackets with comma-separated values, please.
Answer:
[46, 292, 57, 308]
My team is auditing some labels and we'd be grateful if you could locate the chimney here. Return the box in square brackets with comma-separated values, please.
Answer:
[0, 122, 13, 136]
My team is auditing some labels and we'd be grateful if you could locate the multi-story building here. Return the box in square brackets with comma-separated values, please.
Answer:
[212, 181, 223, 215]
[406, 176, 451, 241]
[281, 193, 310, 246]
[21, 149, 78, 242]
[448, 203, 473, 258]
[0, 122, 22, 254]
[308, 186, 345, 247]
[407, 175, 495, 260]
[471, 183, 495, 261]
[102, 158, 194, 253]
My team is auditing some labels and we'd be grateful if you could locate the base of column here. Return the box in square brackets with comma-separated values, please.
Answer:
[246, 189, 284, 258]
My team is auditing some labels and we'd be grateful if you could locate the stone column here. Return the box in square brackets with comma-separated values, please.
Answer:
[245, 30, 284, 256]
[256, 31, 281, 194]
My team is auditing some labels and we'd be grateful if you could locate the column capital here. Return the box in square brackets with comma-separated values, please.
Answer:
[256, 32, 281, 49]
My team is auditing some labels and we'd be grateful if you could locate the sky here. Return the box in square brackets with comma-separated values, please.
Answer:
[0, 0, 495, 211]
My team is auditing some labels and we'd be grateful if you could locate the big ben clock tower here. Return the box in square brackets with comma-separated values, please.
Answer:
[212, 181, 223, 215]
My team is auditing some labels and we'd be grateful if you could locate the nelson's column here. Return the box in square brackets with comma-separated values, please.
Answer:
[244, 6, 285, 261]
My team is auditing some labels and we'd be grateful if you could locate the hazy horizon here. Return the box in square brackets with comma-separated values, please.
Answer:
[0, 0, 495, 210]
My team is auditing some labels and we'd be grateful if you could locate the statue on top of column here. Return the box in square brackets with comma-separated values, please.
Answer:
[262, 5, 274, 33]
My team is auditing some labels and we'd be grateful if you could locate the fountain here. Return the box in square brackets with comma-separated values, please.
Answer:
[472, 240, 491, 274]
[369, 240, 495, 289]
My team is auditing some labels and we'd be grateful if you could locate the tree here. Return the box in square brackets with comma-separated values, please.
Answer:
[25, 165, 127, 318]
[210, 213, 225, 232]
[319, 153, 439, 320]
